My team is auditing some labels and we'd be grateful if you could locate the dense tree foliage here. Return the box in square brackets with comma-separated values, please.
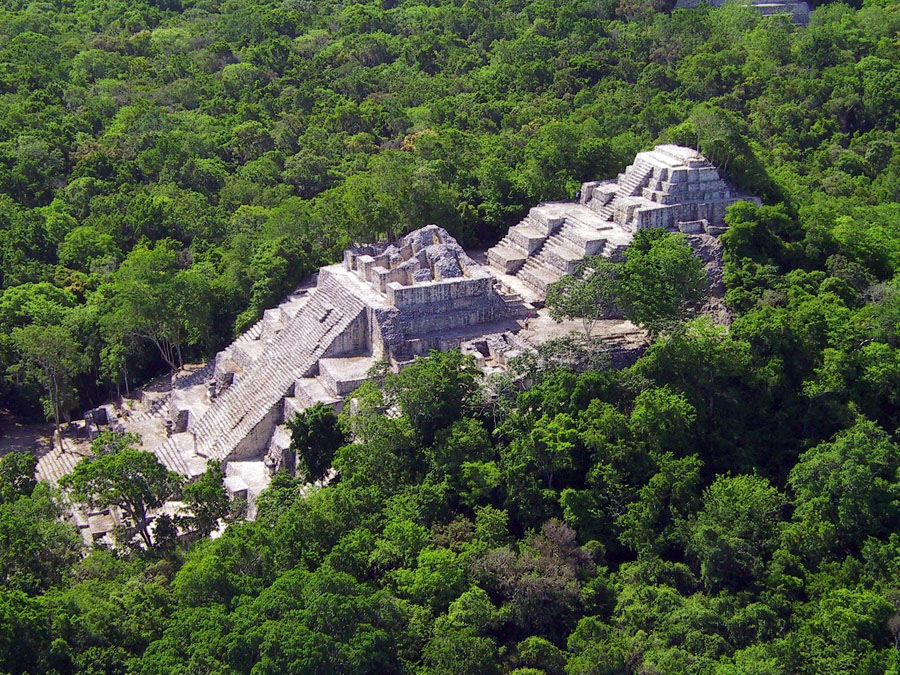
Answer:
[2, 0, 900, 671]
[546, 230, 708, 336]
[288, 401, 347, 481]
[60, 432, 183, 549]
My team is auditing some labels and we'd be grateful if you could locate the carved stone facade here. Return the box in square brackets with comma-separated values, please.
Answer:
[341, 225, 511, 361]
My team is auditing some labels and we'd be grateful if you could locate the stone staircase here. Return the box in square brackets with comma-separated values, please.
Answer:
[511, 215, 612, 294]
[154, 274, 366, 474]
[518, 257, 564, 294]
[173, 362, 215, 390]
[603, 240, 628, 259]
[493, 280, 527, 312]
[124, 363, 217, 428]
[594, 158, 655, 222]
[36, 446, 86, 485]
[596, 202, 615, 221]
[487, 203, 632, 296]
[234, 318, 264, 344]
[486, 211, 552, 274]
[128, 398, 167, 426]
[617, 158, 655, 197]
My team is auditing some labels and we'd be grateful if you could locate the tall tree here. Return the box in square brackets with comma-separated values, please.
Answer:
[0, 452, 37, 504]
[288, 402, 347, 483]
[100, 240, 211, 372]
[384, 349, 481, 445]
[182, 460, 230, 538]
[619, 229, 708, 336]
[60, 432, 183, 549]
[545, 257, 619, 338]
[9, 324, 88, 450]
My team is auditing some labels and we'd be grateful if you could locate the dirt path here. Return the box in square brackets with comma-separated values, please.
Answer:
[0, 409, 54, 458]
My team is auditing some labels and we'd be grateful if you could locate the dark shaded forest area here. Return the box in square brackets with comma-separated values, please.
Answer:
[2, 0, 900, 672]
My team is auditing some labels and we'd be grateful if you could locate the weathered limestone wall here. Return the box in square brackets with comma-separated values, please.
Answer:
[387, 275, 492, 307]
[321, 309, 369, 358]
[631, 200, 732, 230]
[398, 304, 504, 338]
[228, 402, 284, 462]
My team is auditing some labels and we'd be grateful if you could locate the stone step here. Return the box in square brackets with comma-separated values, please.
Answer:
[487, 243, 528, 275]
[596, 203, 615, 221]
[554, 220, 607, 255]
[532, 241, 583, 275]
[617, 161, 654, 197]
[154, 274, 368, 467]
[527, 207, 565, 237]
[603, 241, 629, 261]
[508, 223, 548, 254]
[517, 259, 563, 294]
[544, 231, 581, 252]
[234, 319, 264, 344]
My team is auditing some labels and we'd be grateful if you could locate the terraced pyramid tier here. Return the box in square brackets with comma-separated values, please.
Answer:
[485, 145, 759, 300]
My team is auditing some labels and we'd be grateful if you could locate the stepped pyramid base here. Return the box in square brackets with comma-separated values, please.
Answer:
[485, 144, 759, 303]
[55, 146, 756, 543]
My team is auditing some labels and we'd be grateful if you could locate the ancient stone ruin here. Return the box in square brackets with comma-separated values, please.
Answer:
[36, 145, 758, 542]
[152, 225, 523, 494]
[486, 144, 758, 295]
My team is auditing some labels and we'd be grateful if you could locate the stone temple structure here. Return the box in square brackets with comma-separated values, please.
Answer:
[36, 145, 759, 540]
[486, 144, 757, 295]
[674, 0, 810, 25]
[153, 224, 524, 493]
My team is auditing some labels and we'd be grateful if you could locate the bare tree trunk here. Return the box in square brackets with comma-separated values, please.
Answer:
[128, 504, 154, 549]
[50, 373, 62, 453]
[149, 336, 178, 372]
[583, 317, 596, 339]
[138, 520, 154, 549]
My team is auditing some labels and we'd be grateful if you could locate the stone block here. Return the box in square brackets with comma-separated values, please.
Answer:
[412, 268, 432, 283]
[678, 219, 707, 234]
[318, 357, 375, 397]
[88, 407, 108, 426]
[170, 407, 190, 433]
[223, 475, 249, 500]
[487, 246, 527, 274]
[509, 225, 547, 254]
